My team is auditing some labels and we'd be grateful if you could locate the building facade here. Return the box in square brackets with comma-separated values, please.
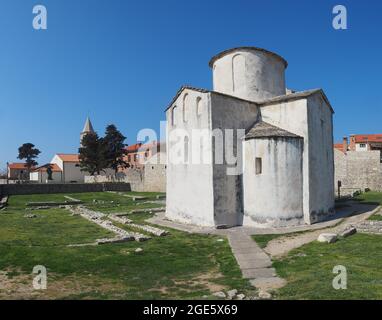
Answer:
[7, 163, 30, 180]
[165, 47, 335, 228]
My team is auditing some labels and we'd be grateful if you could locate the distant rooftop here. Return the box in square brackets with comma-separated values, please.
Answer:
[56, 154, 80, 162]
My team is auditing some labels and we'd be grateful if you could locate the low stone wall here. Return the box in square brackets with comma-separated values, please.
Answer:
[84, 167, 166, 193]
[334, 149, 382, 196]
[0, 183, 131, 196]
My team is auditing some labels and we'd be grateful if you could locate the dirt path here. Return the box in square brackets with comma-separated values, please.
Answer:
[264, 205, 381, 258]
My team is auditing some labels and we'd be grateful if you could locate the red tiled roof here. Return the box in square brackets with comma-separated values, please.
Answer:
[334, 143, 346, 153]
[56, 154, 80, 162]
[32, 163, 62, 172]
[125, 142, 159, 153]
[353, 134, 382, 143]
[8, 163, 29, 169]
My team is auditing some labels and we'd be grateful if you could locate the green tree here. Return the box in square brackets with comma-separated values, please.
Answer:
[103, 124, 128, 173]
[78, 133, 106, 175]
[17, 143, 41, 175]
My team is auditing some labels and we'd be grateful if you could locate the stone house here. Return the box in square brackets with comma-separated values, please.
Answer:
[165, 46, 335, 228]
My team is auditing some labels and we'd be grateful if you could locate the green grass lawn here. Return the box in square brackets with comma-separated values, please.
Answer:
[355, 192, 382, 221]
[273, 233, 382, 299]
[0, 192, 253, 300]
[355, 191, 382, 205]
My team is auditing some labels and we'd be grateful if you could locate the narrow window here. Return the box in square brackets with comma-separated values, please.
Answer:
[172, 105, 177, 126]
[184, 136, 189, 164]
[232, 54, 246, 93]
[196, 97, 202, 117]
[255, 157, 262, 175]
[183, 94, 189, 122]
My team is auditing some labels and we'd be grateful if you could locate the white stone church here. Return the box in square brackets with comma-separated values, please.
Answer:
[165, 46, 335, 228]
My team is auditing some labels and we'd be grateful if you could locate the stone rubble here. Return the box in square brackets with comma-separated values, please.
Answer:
[212, 291, 226, 299]
[356, 220, 382, 234]
[108, 214, 133, 224]
[129, 207, 166, 214]
[67, 206, 150, 242]
[258, 290, 272, 300]
[227, 289, 238, 300]
[107, 214, 168, 236]
[129, 223, 169, 237]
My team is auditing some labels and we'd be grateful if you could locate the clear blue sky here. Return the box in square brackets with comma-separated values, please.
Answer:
[0, 0, 381, 169]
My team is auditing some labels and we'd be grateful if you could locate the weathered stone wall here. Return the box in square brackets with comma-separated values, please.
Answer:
[0, 183, 131, 196]
[84, 166, 166, 193]
[143, 152, 166, 192]
[334, 149, 382, 195]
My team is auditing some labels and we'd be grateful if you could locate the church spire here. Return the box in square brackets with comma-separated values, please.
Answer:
[82, 117, 95, 134]
[80, 117, 95, 147]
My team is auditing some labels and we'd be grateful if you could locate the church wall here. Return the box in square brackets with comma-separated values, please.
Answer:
[242, 137, 304, 226]
[210, 92, 258, 227]
[165, 89, 216, 227]
[307, 94, 335, 223]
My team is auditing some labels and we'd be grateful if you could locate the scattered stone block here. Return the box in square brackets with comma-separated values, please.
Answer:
[24, 214, 37, 218]
[212, 291, 226, 299]
[135, 247, 143, 253]
[236, 293, 246, 300]
[317, 233, 338, 243]
[258, 290, 272, 300]
[227, 289, 237, 299]
[340, 227, 357, 238]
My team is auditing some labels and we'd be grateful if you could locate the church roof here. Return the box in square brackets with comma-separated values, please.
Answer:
[164, 86, 334, 114]
[208, 46, 288, 68]
[244, 121, 302, 140]
[82, 117, 95, 133]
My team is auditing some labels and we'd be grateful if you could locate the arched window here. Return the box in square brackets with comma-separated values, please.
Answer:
[184, 136, 189, 164]
[183, 94, 189, 122]
[196, 97, 202, 117]
[232, 54, 246, 93]
[171, 105, 177, 126]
